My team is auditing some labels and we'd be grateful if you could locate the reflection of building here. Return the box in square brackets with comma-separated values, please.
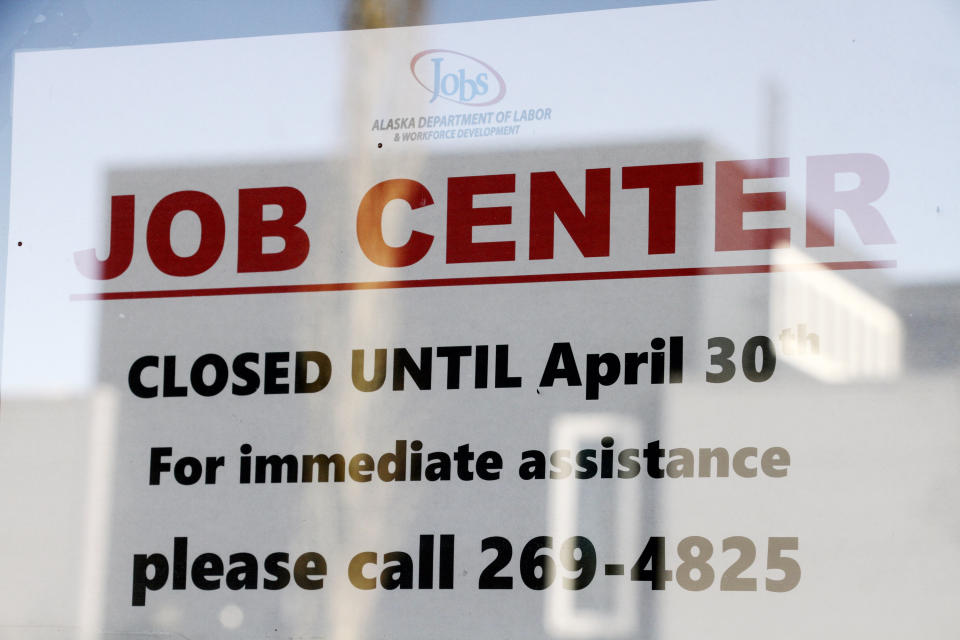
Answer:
[0, 390, 118, 639]
[1, 136, 956, 639]
[896, 282, 960, 372]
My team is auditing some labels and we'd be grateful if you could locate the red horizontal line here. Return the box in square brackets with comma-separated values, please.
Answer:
[70, 259, 897, 301]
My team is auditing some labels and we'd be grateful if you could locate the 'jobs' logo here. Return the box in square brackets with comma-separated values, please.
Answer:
[410, 49, 506, 106]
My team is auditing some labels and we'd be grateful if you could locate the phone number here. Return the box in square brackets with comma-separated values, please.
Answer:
[479, 536, 800, 592]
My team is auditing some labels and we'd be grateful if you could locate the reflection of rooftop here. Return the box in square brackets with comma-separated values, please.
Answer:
[770, 246, 902, 382]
